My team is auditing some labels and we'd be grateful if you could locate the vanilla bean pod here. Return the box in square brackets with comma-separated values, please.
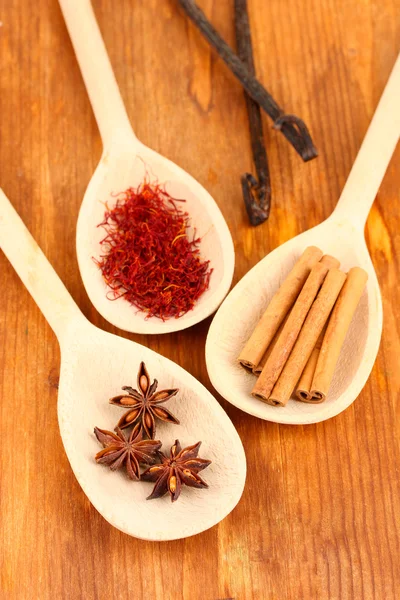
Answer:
[235, 0, 270, 225]
[177, 0, 317, 162]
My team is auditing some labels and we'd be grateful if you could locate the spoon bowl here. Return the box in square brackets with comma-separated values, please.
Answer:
[59, 0, 234, 334]
[206, 53, 400, 425]
[78, 137, 234, 334]
[0, 189, 246, 541]
[206, 217, 379, 424]
[59, 318, 246, 540]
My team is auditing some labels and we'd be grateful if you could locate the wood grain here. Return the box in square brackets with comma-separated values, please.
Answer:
[1, 0, 399, 598]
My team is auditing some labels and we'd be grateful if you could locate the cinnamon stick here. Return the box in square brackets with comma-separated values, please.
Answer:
[295, 325, 327, 402]
[310, 267, 368, 401]
[251, 255, 339, 400]
[260, 268, 347, 406]
[238, 246, 323, 371]
[252, 313, 290, 374]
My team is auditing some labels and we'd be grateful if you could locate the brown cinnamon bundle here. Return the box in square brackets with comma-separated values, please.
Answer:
[254, 268, 347, 406]
[242, 243, 368, 407]
[238, 246, 323, 371]
[251, 255, 339, 403]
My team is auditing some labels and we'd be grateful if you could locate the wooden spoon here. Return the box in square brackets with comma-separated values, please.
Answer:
[0, 190, 246, 540]
[206, 54, 400, 425]
[57, 0, 234, 334]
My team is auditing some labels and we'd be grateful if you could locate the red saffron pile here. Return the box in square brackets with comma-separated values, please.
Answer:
[96, 182, 212, 320]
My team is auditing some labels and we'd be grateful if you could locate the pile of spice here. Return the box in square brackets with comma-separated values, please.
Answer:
[94, 362, 211, 502]
[238, 247, 368, 406]
[96, 182, 212, 320]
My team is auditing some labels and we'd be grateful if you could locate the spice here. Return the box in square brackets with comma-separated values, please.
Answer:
[142, 440, 211, 502]
[241, 248, 368, 406]
[260, 269, 347, 406]
[253, 255, 340, 401]
[94, 425, 162, 480]
[96, 182, 212, 320]
[238, 246, 323, 371]
[253, 312, 290, 375]
[235, 0, 271, 225]
[94, 366, 212, 503]
[176, 0, 317, 162]
[109, 362, 179, 439]
[309, 267, 368, 402]
[295, 325, 327, 402]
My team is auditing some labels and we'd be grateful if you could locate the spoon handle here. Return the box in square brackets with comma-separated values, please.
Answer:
[58, 0, 135, 147]
[0, 189, 85, 343]
[332, 53, 400, 230]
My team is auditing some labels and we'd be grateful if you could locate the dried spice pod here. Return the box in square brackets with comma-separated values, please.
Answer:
[177, 0, 317, 162]
[235, 0, 271, 225]
[94, 425, 162, 481]
[142, 440, 211, 502]
[109, 362, 180, 439]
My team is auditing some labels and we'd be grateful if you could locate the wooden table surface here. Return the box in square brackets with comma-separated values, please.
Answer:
[1, 0, 400, 598]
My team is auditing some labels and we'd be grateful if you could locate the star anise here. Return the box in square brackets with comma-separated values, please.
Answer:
[94, 424, 162, 480]
[109, 362, 180, 439]
[141, 439, 211, 502]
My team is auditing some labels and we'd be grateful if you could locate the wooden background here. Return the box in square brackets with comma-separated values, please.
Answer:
[1, 0, 399, 598]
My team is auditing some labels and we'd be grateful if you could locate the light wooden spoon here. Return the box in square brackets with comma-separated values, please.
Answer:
[206, 54, 400, 425]
[57, 0, 234, 335]
[0, 190, 246, 540]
